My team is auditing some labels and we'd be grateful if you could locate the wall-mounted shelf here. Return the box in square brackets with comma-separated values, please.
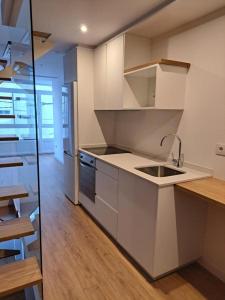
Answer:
[124, 58, 191, 75]
[123, 58, 190, 110]
[95, 107, 184, 111]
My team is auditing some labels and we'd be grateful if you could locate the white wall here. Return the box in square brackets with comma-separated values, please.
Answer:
[151, 17, 225, 282]
[115, 16, 225, 281]
[77, 47, 115, 147]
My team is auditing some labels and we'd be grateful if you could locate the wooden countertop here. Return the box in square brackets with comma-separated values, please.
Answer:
[176, 177, 225, 207]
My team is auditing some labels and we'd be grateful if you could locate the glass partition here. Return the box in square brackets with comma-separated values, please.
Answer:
[0, 0, 42, 299]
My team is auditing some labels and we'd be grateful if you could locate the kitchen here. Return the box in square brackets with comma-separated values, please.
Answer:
[55, 0, 225, 296]
[61, 0, 225, 297]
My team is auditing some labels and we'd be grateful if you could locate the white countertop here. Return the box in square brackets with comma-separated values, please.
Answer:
[79, 148, 211, 187]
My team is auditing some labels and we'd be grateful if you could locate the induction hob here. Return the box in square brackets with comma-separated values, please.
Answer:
[83, 146, 130, 155]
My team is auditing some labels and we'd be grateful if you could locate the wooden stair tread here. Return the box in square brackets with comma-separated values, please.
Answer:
[0, 135, 19, 141]
[0, 257, 42, 297]
[0, 249, 20, 259]
[0, 78, 12, 81]
[0, 157, 23, 168]
[0, 186, 28, 201]
[0, 96, 12, 100]
[0, 217, 34, 242]
[0, 115, 15, 119]
[176, 177, 225, 207]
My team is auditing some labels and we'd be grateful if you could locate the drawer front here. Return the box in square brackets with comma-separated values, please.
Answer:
[79, 192, 96, 217]
[95, 195, 118, 239]
[96, 160, 118, 180]
[96, 170, 118, 210]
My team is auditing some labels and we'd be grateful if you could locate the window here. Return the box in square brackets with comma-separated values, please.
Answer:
[0, 79, 55, 140]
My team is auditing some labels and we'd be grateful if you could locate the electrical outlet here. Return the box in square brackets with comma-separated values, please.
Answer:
[216, 143, 225, 156]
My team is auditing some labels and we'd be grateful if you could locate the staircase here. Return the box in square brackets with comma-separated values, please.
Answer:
[0, 50, 42, 299]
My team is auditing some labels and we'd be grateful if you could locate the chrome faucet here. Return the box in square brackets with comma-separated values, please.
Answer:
[160, 134, 184, 168]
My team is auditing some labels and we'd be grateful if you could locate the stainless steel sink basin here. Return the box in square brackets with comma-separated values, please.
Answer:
[135, 165, 185, 177]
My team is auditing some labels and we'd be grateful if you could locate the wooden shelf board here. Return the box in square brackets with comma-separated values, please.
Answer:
[0, 135, 19, 141]
[0, 157, 23, 168]
[95, 107, 184, 111]
[0, 115, 15, 119]
[176, 177, 225, 207]
[0, 257, 42, 297]
[124, 58, 191, 74]
[0, 186, 28, 201]
[0, 217, 34, 242]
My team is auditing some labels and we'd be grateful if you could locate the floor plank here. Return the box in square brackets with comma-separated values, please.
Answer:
[40, 155, 225, 300]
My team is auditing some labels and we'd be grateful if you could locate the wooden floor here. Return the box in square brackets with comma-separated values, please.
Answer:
[40, 155, 225, 300]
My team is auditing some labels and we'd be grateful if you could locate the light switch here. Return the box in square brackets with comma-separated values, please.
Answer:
[216, 143, 225, 156]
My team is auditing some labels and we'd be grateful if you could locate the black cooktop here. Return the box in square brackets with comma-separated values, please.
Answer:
[83, 146, 130, 155]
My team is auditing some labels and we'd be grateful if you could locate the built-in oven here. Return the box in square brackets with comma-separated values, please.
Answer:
[79, 152, 96, 202]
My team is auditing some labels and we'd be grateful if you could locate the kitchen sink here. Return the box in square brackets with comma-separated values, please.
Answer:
[135, 165, 185, 177]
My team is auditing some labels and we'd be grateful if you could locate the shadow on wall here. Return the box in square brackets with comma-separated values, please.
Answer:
[95, 110, 116, 145]
[114, 110, 183, 160]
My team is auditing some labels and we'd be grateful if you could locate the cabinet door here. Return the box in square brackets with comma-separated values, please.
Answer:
[94, 44, 107, 109]
[118, 170, 158, 275]
[106, 35, 124, 109]
[96, 169, 118, 210]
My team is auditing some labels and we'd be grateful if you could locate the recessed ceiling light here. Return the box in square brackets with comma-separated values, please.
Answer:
[80, 24, 88, 33]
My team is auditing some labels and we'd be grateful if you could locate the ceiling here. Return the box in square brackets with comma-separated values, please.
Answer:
[130, 0, 225, 38]
[31, 0, 172, 51]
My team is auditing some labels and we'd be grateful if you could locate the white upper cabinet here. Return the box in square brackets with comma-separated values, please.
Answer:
[124, 60, 190, 110]
[105, 35, 124, 109]
[93, 33, 190, 110]
[94, 44, 107, 109]
[94, 35, 124, 110]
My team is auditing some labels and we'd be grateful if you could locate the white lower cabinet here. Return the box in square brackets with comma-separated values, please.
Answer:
[95, 160, 119, 238]
[95, 195, 118, 239]
[117, 170, 158, 276]
[117, 169, 207, 279]
[81, 158, 207, 279]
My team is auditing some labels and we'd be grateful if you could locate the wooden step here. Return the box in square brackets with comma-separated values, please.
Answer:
[0, 257, 42, 297]
[0, 78, 11, 82]
[0, 186, 28, 201]
[0, 217, 34, 242]
[0, 115, 15, 119]
[0, 205, 17, 221]
[0, 136, 19, 141]
[0, 96, 12, 100]
[0, 157, 23, 168]
[0, 249, 20, 259]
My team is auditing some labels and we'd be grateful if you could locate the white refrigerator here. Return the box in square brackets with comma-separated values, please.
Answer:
[63, 81, 79, 204]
